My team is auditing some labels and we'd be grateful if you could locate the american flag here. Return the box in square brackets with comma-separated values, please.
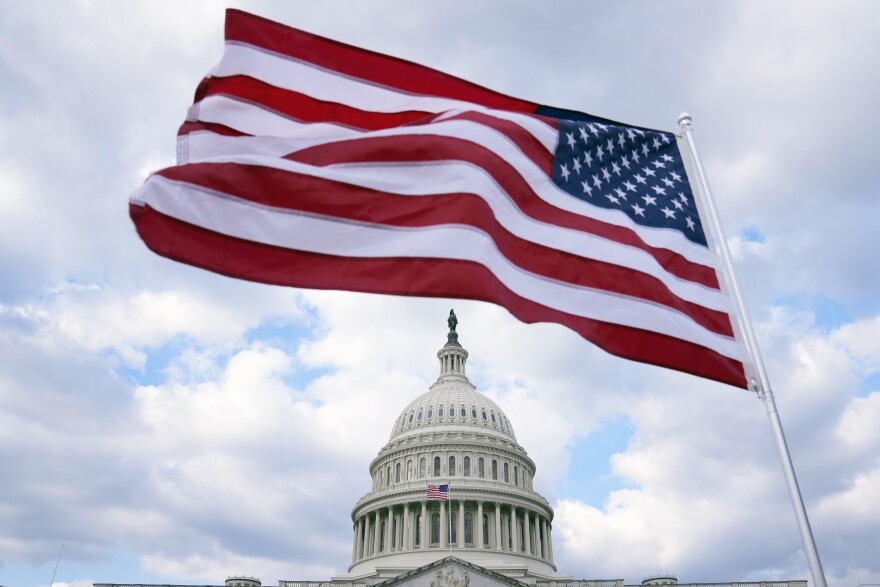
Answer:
[130, 9, 748, 389]
[427, 484, 449, 500]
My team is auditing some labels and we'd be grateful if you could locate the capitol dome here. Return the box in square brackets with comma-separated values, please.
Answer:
[389, 322, 517, 443]
[342, 311, 560, 583]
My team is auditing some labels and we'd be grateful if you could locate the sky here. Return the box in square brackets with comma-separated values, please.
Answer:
[1, 2, 879, 587]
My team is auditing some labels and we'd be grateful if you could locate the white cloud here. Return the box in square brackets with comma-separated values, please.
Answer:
[2, 2, 880, 587]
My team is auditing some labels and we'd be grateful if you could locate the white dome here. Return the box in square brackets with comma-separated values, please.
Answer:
[389, 311, 516, 442]
[390, 381, 517, 442]
[347, 311, 558, 580]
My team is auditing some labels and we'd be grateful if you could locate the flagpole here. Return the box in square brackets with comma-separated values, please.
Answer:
[447, 482, 452, 556]
[677, 113, 827, 587]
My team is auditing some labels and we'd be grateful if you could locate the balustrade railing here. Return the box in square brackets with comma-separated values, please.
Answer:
[536, 580, 623, 587]
[354, 478, 550, 509]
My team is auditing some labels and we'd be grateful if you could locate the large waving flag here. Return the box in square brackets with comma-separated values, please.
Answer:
[131, 9, 749, 389]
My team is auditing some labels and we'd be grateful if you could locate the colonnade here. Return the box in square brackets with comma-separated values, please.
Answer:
[351, 499, 553, 565]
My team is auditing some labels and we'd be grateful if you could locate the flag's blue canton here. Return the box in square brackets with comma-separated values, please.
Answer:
[549, 119, 707, 247]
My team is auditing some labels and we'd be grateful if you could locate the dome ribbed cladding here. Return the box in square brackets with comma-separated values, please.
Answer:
[390, 383, 517, 442]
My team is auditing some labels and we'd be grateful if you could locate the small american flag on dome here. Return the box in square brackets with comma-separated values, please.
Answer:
[427, 484, 449, 500]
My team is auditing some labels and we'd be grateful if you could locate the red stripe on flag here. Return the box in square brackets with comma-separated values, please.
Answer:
[224, 9, 539, 113]
[195, 75, 437, 132]
[179, 121, 248, 138]
[132, 202, 747, 388]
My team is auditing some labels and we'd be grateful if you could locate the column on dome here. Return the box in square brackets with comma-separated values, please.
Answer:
[403, 502, 410, 550]
[477, 501, 484, 549]
[535, 516, 542, 557]
[540, 518, 548, 559]
[523, 508, 531, 555]
[511, 506, 520, 552]
[383, 508, 392, 552]
[531, 515, 539, 556]
[420, 501, 428, 549]
[494, 503, 502, 550]
[440, 500, 447, 548]
[458, 500, 465, 547]
[352, 518, 361, 562]
[547, 521, 554, 563]
[373, 510, 381, 554]
[393, 507, 399, 551]
[362, 514, 371, 558]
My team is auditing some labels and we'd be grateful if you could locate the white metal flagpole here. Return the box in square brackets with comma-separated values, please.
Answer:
[677, 113, 827, 587]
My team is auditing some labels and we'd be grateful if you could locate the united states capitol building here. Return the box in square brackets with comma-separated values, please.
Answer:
[96, 313, 807, 587]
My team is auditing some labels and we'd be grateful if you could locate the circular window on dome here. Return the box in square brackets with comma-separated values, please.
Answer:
[481, 410, 487, 421]
[439, 406, 444, 418]
[428, 407, 433, 419]
[417, 409, 423, 421]
[471, 407, 477, 419]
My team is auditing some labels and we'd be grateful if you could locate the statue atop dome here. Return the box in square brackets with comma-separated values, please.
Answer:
[446, 309, 460, 347]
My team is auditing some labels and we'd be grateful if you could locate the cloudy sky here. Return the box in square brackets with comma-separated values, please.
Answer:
[1, 2, 879, 587]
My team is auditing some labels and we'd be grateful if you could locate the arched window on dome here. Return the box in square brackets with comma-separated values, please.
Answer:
[427, 406, 433, 419]
[379, 469, 384, 487]
[431, 512, 440, 544]
[460, 404, 466, 419]
[396, 462, 401, 483]
[471, 406, 477, 419]
[407, 459, 414, 480]
[481, 410, 487, 421]
[464, 512, 473, 544]
[417, 409, 423, 421]
[478, 457, 485, 478]
[438, 406, 444, 418]
[491, 459, 498, 480]
[434, 456, 441, 477]
[409, 412, 414, 423]
[386, 466, 391, 487]
[491, 413, 497, 424]
[503, 462, 509, 483]
[514, 466, 518, 486]
[449, 405, 455, 417]
[463, 456, 471, 477]
[449, 455, 456, 476]
[420, 457, 426, 478]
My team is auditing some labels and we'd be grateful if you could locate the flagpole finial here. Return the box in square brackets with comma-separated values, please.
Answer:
[678, 112, 693, 128]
